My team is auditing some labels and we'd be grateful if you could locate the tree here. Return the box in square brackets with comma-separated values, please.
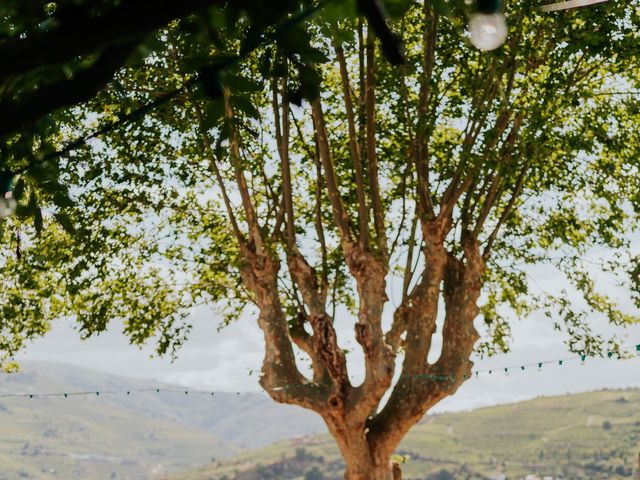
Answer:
[296, 448, 310, 461]
[0, 0, 400, 251]
[0, 0, 404, 145]
[0, 0, 323, 243]
[428, 470, 455, 480]
[2, 1, 640, 479]
[0, 0, 341, 136]
[305, 466, 326, 480]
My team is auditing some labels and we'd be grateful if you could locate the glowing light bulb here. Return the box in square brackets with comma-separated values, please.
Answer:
[0, 191, 16, 218]
[469, 12, 508, 51]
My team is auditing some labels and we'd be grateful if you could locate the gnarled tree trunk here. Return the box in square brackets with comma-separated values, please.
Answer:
[205, 4, 522, 477]
[328, 424, 400, 480]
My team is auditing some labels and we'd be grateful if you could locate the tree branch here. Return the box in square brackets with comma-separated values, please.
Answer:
[414, 0, 437, 219]
[223, 88, 264, 253]
[483, 159, 529, 258]
[0, 41, 138, 135]
[335, 42, 369, 247]
[0, 0, 220, 83]
[372, 235, 483, 458]
[311, 99, 354, 246]
[272, 71, 295, 250]
[194, 102, 245, 244]
[365, 29, 388, 258]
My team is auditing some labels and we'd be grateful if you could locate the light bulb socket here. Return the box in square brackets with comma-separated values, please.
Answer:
[476, 0, 503, 14]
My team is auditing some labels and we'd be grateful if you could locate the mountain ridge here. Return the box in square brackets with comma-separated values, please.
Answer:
[0, 361, 324, 480]
[168, 388, 640, 480]
[1, 360, 326, 447]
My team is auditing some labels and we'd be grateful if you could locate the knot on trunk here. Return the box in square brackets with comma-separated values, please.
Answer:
[288, 252, 319, 292]
[386, 305, 409, 352]
[461, 235, 485, 281]
[289, 311, 311, 345]
[239, 251, 280, 303]
[345, 245, 388, 283]
[327, 393, 343, 411]
[443, 255, 464, 299]
[355, 322, 373, 353]
[422, 216, 451, 245]
[248, 252, 278, 280]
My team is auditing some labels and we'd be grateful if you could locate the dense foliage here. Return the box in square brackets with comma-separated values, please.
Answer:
[1, 0, 640, 476]
[1, 0, 638, 366]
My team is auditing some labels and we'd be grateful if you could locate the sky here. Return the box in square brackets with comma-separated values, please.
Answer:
[16, 253, 640, 414]
[12, 35, 640, 417]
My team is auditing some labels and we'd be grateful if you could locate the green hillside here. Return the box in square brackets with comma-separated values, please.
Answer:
[0, 362, 323, 480]
[168, 389, 640, 480]
[3, 364, 639, 480]
[0, 362, 325, 448]
[0, 383, 240, 479]
[0, 394, 240, 480]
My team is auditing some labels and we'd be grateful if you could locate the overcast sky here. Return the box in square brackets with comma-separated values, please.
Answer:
[15, 249, 640, 414]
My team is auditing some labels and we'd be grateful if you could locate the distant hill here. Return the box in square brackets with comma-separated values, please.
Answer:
[4, 363, 639, 480]
[0, 361, 325, 480]
[168, 389, 640, 480]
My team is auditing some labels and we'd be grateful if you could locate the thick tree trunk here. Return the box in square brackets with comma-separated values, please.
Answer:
[344, 464, 399, 480]
[327, 424, 402, 480]
[342, 452, 400, 480]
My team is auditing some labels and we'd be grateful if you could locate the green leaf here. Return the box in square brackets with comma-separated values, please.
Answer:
[221, 74, 263, 93]
[34, 207, 43, 234]
[54, 212, 75, 234]
[232, 95, 260, 119]
[298, 63, 321, 101]
[202, 99, 225, 130]
[432, 0, 451, 17]
[383, 0, 414, 19]
[12, 178, 26, 201]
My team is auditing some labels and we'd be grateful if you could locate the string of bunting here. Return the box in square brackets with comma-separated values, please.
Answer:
[1, 343, 638, 399]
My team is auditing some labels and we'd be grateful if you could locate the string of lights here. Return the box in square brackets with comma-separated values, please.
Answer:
[2, 343, 638, 399]
[0, 387, 245, 400]
[468, 343, 640, 378]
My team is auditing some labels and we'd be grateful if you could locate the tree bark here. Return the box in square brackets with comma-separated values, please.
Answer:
[344, 461, 398, 480]
[330, 428, 400, 480]
[215, 38, 488, 480]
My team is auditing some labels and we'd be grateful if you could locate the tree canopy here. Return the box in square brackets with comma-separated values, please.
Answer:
[1, 0, 640, 478]
[0, 0, 346, 135]
[0, 0, 403, 250]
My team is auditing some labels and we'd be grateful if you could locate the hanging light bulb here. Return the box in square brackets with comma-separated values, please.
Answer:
[469, 0, 508, 51]
[0, 171, 16, 218]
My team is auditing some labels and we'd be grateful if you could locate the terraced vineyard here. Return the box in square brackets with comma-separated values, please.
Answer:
[169, 389, 640, 480]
